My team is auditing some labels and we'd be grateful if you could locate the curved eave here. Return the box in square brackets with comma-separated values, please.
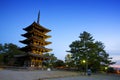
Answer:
[23, 36, 51, 43]
[14, 53, 49, 60]
[45, 41, 52, 45]
[47, 49, 52, 52]
[22, 32, 51, 40]
[28, 52, 50, 59]
[21, 33, 31, 38]
[19, 39, 30, 44]
[21, 45, 52, 52]
[44, 35, 51, 39]
[20, 46, 30, 52]
[35, 22, 51, 32]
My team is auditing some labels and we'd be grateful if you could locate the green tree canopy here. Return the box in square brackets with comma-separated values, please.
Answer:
[43, 53, 65, 68]
[43, 53, 57, 68]
[67, 31, 114, 71]
[0, 43, 23, 66]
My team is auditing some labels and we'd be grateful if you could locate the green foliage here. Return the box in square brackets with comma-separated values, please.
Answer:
[67, 31, 114, 71]
[43, 53, 57, 68]
[54, 59, 65, 68]
[107, 67, 115, 73]
[43, 53, 65, 68]
[0, 43, 24, 66]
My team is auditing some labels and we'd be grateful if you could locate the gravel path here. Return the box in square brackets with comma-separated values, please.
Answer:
[0, 69, 120, 80]
[45, 74, 120, 80]
[0, 69, 79, 80]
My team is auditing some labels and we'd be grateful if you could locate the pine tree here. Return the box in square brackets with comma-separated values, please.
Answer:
[67, 31, 114, 72]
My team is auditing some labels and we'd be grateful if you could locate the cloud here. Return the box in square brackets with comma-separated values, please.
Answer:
[110, 55, 120, 65]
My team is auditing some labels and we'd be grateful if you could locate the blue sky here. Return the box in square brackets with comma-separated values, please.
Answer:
[0, 0, 120, 65]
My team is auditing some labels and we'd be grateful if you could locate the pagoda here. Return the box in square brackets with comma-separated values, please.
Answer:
[18, 11, 52, 67]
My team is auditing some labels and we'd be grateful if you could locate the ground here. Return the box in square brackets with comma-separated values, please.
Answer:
[0, 68, 120, 80]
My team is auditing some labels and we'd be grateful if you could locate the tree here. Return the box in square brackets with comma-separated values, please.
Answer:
[107, 67, 115, 73]
[65, 54, 74, 68]
[43, 53, 57, 68]
[0, 44, 4, 65]
[67, 31, 114, 72]
[44, 53, 65, 69]
[54, 59, 65, 68]
[0, 43, 23, 66]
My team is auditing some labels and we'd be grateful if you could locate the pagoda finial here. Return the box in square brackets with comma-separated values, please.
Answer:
[37, 10, 40, 24]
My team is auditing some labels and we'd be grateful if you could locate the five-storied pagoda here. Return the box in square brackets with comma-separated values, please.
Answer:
[18, 11, 52, 68]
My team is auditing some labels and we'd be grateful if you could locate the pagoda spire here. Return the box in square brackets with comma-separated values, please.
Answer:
[37, 10, 40, 24]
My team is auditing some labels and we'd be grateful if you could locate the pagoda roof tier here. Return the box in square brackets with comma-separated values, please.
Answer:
[20, 40, 51, 46]
[27, 28, 49, 35]
[14, 52, 49, 59]
[28, 36, 51, 42]
[21, 32, 51, 39]
[30, 44, 52, 51]
[21, 45, 52, 52]
[20, 36, 52, 45]
[23, 22, 51, 32]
